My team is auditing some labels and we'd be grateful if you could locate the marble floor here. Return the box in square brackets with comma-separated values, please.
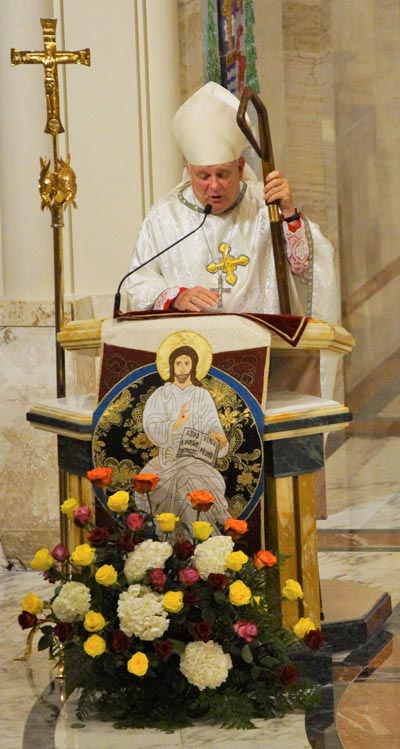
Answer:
[1, 431, 400, 748]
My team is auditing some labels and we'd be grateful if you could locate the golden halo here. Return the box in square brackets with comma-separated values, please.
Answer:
[156, 331, 213, 381]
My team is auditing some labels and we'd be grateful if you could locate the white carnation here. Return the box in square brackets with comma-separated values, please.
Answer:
[52, 581, 91, 623]
[192, 535, 234, 579]
[118, 584, 169, 640]
[124, 539, 173, 583]
[180, 641, 232, 691]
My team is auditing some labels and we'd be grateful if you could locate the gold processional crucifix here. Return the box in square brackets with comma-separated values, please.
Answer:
[11, 17, 90, 398]
[11, 18, 90, 552]
[207, 242, 250, 308]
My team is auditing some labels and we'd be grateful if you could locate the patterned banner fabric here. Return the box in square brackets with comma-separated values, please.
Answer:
[92, 315, 272, 550]
[206, 0, 259, 95]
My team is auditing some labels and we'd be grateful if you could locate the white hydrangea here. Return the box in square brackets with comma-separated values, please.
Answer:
[192, 535, 234, 580]
[124, 539, 173, 583]
[117, 584, 169, 640]
[180, 641, 232, 691]
[52, 581, 91, 623]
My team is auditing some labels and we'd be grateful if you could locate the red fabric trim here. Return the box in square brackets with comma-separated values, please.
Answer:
[280, 211, 303, 231]
[115, 311, 309, 347]
[287, 217, 302, 232]
[163, 287, 188, 311]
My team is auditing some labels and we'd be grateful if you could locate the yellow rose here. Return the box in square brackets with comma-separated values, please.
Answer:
[226, 551, 249, 572]
[95, 564, 118, 587]
[84, 610, 106, 632]
[83, 634, 106, 657]
[229, 580, 252, 606]
[163, 590, 184, 614]
[282, 579, 304, 601]
[192, 520, 213, 541]
[71, 543, 95, 567]
[31, 547, 54, 571]
[293, 617, 316, 639]
[60, 497, 79, 519]
[127, 651, 149, 677]
[107, 490, 130, 513]
[156, 513, 180, 533]
[22, 593, 44, 615]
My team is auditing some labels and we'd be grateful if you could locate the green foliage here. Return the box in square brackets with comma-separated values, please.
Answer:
[19, 480, 324, 732]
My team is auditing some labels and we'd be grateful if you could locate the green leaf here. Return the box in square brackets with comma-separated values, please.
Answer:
[38, 634, 52, 652]
[241, 644, 253, 664]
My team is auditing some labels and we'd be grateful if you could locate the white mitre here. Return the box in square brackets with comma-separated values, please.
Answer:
[171, 81, 250, 166]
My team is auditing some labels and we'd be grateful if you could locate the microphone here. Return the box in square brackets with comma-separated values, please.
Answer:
[113, 203, 212, 317]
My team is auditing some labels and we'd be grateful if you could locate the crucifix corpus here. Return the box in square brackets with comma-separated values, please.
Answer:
[11, 18, 90, 550]
[11, 17, 91, 398]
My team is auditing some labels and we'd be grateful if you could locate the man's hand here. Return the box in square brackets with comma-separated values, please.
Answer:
[264, 170, 296, 217]
[209, 431, 228, 448]
[173, 402, 189, 430]
[172, 285, 219, 312]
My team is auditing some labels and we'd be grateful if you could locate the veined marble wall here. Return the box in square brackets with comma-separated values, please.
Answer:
[0, 303, 62, 562]
[331, 1, 400, 417]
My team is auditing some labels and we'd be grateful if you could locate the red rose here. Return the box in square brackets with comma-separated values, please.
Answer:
[277, 663, 298, 686]
[87, 526, 110, 547]
[233, 619, 258, 643]
[187, 490, 216, 512]
[133, 473, 160, 494]
[18, 611, 37, 630]
[207, 573, 228, 590]
[178, 567, 200, 586]
[192, 620, 214, 641]
[86, 466, 113, 487]
[150, 568, 167, 590]
[304, 628, 326, 650]
[118, 532, 136, 552]
[224, 518, 248, 539]
[183, 590, 200, 607]
[111, 630, 131, 654]
[126, 512, 144, 531]
[173, 540, 195, 560]
[154, 640, 174, 661]
[54, 622, 74, 642]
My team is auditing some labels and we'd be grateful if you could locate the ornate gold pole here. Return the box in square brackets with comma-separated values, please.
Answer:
[11, 18, 90, 547]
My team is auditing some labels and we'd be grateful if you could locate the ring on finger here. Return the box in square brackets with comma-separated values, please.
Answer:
[190, 295, 196, 304]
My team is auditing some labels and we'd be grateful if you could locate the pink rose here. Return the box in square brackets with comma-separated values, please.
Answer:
[178, 567, 200, 586]
[50, 544, 69, 562]
[150, 568, 167, 590]
[73, 505, 92, 527]
[233, 619, 258, 643]
[126, 512, 144, 531]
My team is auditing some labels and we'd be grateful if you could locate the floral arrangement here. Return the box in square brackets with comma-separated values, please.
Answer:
[18, 467, 325, 731]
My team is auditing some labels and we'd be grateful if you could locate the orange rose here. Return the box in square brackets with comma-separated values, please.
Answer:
[224, 518, 248, 539]
[133, 473, 160, 494]
[253, 550, 277, 569]
[187, 490, 216, 512]
[86, 467, 113, 487]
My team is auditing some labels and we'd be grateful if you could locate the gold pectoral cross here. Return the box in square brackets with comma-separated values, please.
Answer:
[207, 242, 250, 285]
[11, 18, 90, 136]
[207, 242, 250, 309]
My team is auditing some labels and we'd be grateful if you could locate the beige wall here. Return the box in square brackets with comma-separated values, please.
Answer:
[1, 0, 399, 560]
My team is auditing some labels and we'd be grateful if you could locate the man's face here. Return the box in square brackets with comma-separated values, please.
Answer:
[188, 158, 245, 215]
[173, 355, 193, 385]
